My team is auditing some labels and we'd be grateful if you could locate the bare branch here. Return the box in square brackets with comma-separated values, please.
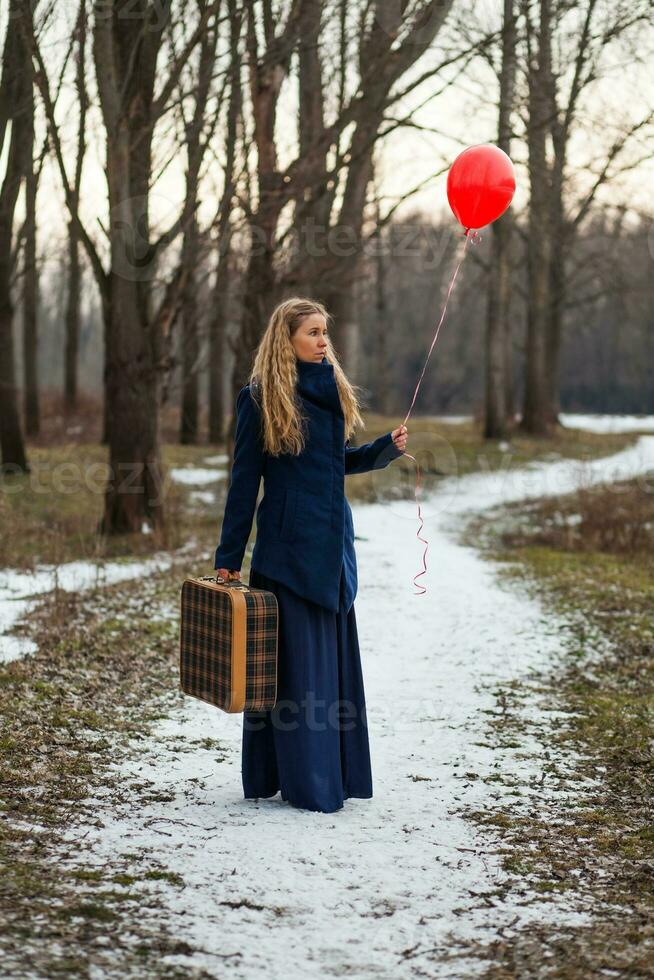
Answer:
[152, 1, 225, 119]
[572, 110, 654, 231]
[22, 9, 109, 306]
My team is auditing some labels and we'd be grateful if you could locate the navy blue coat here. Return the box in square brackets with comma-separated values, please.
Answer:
[214, 355, 404, 613]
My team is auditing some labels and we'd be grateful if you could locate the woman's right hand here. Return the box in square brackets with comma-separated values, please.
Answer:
[216, 568, 241, 581]
[391, 424, 408, 453]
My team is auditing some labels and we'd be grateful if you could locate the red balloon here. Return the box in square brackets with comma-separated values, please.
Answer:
[447, 144, 516, 232]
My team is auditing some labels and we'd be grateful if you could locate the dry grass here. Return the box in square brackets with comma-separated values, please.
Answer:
[459, 477, 654, 977]
[2, 407, 639, 570]
[0, 442, 208, 569]
[497, 477, 654, 555]
[0, 550, 216, 978]
[1, 399, 650, 975]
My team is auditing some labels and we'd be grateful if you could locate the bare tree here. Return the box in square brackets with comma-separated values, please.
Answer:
[65, 0, 89, 413]
[518, 0, 653, 433]
[543, 0, 653, 424]
[29, 0, 220, 534]
[22, 23, 39, 438]
[177, 0, 224, 445]
[521, 0, 552, 435]
[229, 0, 459, 429]
[485, 0, 517, 439]
[0, 0, 34, 473]
[234, 0, 306, 396]
[208, 0, 243, 446]
[305, 2, 457, 372]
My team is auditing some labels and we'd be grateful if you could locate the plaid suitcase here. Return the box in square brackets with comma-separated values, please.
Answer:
[180, 575, 278, 713]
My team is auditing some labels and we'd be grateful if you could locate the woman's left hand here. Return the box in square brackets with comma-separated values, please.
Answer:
[391, 425, 408, 453]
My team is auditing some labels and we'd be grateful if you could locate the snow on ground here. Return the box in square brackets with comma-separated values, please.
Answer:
[432, 434, 654, 519]
[559, 413, 654, 433]
[169, 452, 228, 487]
[48, 433, 654, 978]
[429, 413, 654, 433]
[0, 541, 198, 665]
[169, 466, 224, 486]
[189, 489, 217, 505]
[4, 431, 652, 975]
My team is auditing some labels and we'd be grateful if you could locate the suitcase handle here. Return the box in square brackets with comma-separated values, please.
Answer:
[197, 575, 250, 591]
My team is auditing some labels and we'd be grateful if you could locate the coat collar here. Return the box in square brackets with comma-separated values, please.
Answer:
[296, 354, 330, 372]
[294, 355, 343, 417]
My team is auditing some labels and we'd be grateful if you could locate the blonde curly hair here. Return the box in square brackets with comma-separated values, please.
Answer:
[248, 297, 366, 456]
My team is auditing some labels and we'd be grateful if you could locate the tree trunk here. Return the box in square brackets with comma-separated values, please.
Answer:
[65, 219, 81, 411]
[0, 0, 31, 472]
[65, 0, 88, 413]
[179, 215, 200, 444]
[208, 0, 241, 446]
[23, 96, 39, 437]
[208, 264, 228, 446]
[97, 100, 167, 531]
[323, 113, 380, 373]
[374, 208, 391, 416]
[545, 209, 565, 425]
[521, 0, 552, 436]
[485, 221, 508, 439]
[209, 238, 234, 446]
[485, 0, 516, 439]
[100, 252, 164, 534]
[178, 11, 218, 445]
[504, 298, 515, 421]
[94, 4, 165, 534]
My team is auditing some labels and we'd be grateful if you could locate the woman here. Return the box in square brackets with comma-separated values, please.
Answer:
[215, 297, 408, 813]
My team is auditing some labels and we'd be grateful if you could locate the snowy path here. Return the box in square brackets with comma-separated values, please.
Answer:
[52, 434, 654, 978]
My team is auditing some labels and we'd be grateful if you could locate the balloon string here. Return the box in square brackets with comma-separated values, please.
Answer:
[401, 229, 476, 430]
[397, 228, 477, 597]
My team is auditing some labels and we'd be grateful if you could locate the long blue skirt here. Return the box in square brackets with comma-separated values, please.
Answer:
[242, 565, 373, 813]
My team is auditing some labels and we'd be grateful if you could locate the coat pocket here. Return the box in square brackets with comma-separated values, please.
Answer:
[279, 487, 298, 542]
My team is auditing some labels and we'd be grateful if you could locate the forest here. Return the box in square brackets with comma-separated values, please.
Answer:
[1, 6, 654, 975]
[1, 0, 652, 535]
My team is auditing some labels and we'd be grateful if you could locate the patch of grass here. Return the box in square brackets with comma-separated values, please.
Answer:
[1, 421, 637, 567]
[0, 441, 214, 569]
[0, 553, 214, 977]
[365, 412, 638, 467]
[62, 902, 119, 922]
[143, 870, 185, 888]
[459, 477, 654, 976]
[0, 409, 645, 976]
